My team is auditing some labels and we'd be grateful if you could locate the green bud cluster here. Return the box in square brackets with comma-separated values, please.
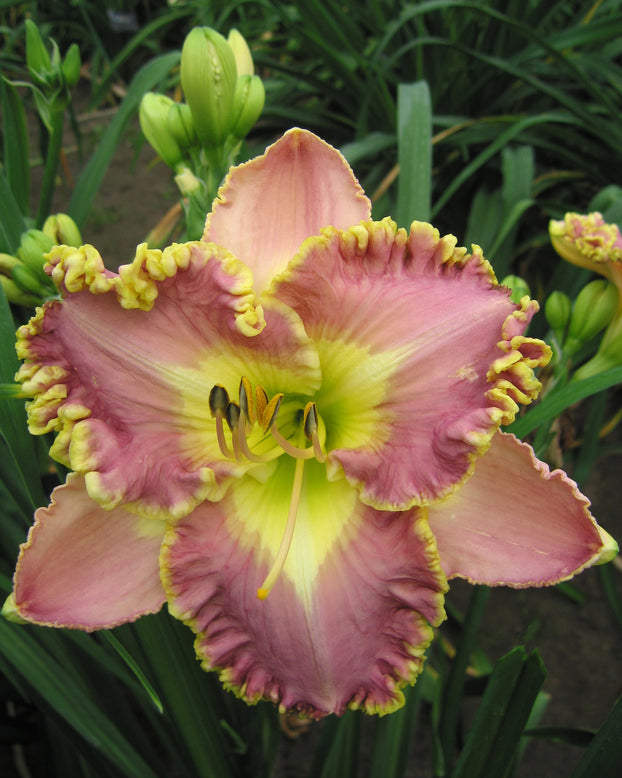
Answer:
[24, 20, 81, 124]
[546, 281, 618, 356]
[566, 280, 618, 352]
[139, 26, 265, 178]
[0, 215, 82, 307]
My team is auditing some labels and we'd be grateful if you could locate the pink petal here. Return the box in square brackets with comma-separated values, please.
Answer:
[17, 242, 320, 518]
[204, 128, 371, 294]
[12, 474, 166, 629]
[272, 219, 550, 509]
[428, 432, 607, 586]
[161, 461, 447, 718]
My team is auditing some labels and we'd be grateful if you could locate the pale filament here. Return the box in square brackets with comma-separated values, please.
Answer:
[214, 409, 233, 459]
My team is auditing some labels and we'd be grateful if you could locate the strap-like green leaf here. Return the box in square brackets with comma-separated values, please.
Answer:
[508, 367, 622, 439]
[369, 682, 423, 778]
[0, 619, 160, 778]
[0, 284, 48, 509]
[0, 79, 30, 216]
[452, 647, 546, 778]
[0, 168, 26, 255]
[571, 695, 622, 778]
[396, 81, 432, 227]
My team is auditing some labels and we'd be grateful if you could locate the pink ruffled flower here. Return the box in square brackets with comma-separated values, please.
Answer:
[5, 130, 616, 718]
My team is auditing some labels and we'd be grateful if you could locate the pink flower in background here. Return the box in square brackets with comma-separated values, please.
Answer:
[5, 130, 616, 718]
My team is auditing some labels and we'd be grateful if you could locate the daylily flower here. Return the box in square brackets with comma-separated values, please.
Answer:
[5, 130, 616, 718]
[550, 212, 622, 379]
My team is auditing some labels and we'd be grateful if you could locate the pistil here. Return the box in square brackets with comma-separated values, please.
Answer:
[257, 452, 305, 600]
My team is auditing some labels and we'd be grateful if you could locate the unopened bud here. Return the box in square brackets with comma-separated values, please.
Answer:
[567, 280, 618, 349]
[174, 166, 202, 197]
[61, 43, 81, 89]
[227, 29, 254, 77]
[231, 74, 265, 139]
[139, 93, 185, 168]
[11, 264, 50, 298]
[166, 102, 198, 149]
[0, 252, 21, 275]
[180, 27, 237, 147]
[25, 20, 52, 86]
[17, 229, 55, 285]
[43, 213, 82, 247]
[545, 290, 572, 342]
[0, 276, 40, 307]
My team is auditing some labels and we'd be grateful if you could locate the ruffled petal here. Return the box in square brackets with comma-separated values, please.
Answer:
[427, 432, 612, 586]
[203, 128, 371, 295]
[271, 219, 550, 509]
[16, 242, 320, 518]
[161, 458, 447, 718]
[10, 474, 166, 629]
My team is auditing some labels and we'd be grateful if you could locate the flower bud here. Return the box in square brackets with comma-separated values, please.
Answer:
[25, 20, 52, 86]
[501, 274, 530, 305]
[231, 74, 265, 139]
[567, 279, 618, 348]
[11, 264, 50, 298]
[139, 93, 185, 169]
[0, 276, 40, 307]
[227, 28, 254, 77]
[0, 252, 21, 275]
[61, 43, 81, 89]
[17, 229, 55, 285]
[180, 27, 237, 147]
[545, 290, 572, 342]
[43, 213, 83, 247]
[166, 102, 198, 149]
[174, 166, 202, 197]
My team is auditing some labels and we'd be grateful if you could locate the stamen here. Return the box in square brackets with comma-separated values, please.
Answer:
[238, 376, 255, 424]
[209, 385, 233, 458]
[303, 402, 327, 463]
[261, 390, 315, 460]
[261, 393, 283, 431]
[214, 410, 233, 458]
[257, 454, 305, 599]
[237, 412, 280, 463]
[209, 381, 327, 465]
[225, 402, 242, 460]
[255, 385, 268, 421]
[270, 424, 315, 460]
